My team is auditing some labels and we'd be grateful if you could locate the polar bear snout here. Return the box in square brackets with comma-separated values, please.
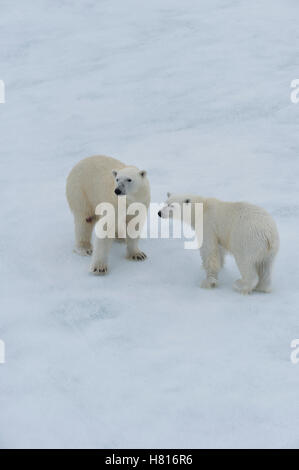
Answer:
[158, 205, 172, 219]
[114, 180, 127, 195]
[158, 208, 167, 218]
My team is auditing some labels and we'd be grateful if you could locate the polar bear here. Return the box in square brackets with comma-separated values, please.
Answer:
[66, 155, 150, 274]
[159, 193, 279, 294]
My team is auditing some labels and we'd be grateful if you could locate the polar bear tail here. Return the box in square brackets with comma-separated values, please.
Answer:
[265, 226, 280, 255]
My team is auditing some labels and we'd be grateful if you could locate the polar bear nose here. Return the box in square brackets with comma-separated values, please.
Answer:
[158, 210, 162, 217]
[115, 188, 122, 195]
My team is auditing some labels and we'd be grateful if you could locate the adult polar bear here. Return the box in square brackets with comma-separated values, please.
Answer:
[66, 155, 150, 274]
[159, 194, 279, 294]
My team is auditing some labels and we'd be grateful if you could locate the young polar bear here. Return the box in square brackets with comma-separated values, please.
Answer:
[66, 155, 150, 274]
[159, 194, 279, 294]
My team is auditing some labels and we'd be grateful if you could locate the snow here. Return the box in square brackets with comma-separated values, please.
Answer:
[1, 0, 299, 449]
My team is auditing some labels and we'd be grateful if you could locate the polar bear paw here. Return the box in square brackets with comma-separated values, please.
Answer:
[73, 244, 93, 256]
[254, 284, 272, 293]
[89, 261, 108, 275]
[201, 278, 218, 289]
[127, 251, 147, 261]
[233, 279, 253, 295]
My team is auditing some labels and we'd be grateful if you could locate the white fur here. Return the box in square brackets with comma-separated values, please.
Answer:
[160, 194, 279, 294]
[66, 155, 150, 274]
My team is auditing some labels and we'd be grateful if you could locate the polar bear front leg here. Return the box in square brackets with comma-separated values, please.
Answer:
[126, 237, 147, 261]
[90, 237, 113, 275]
[200, 238, 222, 289]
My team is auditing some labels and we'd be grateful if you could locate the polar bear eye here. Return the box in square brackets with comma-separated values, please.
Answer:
[127, 178, 132, 182]
[116, 178, 119, 182]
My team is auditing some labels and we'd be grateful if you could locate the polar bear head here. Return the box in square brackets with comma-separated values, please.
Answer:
[112, 167, 147, 197]
[158, 193, 192, 219]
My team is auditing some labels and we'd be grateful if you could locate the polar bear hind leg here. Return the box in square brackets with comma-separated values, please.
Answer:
[255, 256, 274, 293]
[234, 255, 259, 295]
[73, 214, 95, 256]
[219, 245, 226, 268]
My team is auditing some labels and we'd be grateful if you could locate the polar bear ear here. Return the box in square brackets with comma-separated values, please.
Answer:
[139, 170, 147, 178]
[112, 170, 118, 178]
[167, 192, 172, 198]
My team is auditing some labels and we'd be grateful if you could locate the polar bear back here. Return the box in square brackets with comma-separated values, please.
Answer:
[230, 202, 279, 256]
[206, 199, 279, 257]
[66, 155, 126, 214]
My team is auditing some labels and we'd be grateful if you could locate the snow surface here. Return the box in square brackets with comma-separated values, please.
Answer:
[1, 0, 299, 449]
